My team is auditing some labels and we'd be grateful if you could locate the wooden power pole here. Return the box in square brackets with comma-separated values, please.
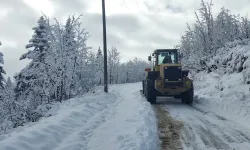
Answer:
[102, 0, 108, 93]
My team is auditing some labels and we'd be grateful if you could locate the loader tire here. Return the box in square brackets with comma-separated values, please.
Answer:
[142, 80, 145, 94]
[145, 79, 156, 104]
[181, 84, 193, 105]
[174, 95, 181, 99]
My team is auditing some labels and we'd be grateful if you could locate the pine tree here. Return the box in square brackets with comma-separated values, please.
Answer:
[54, 16, 77, 101]
[63, 17, 78, 99]
[0, 41, 6, 101]
[3, 77, 15, 114]
[0, 41, 5, 90]
[14, 16, 51, 109]
[0, 76, 26, 132]
[96, 47, 103, 85]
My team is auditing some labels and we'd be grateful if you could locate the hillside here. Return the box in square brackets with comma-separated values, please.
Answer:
[192, 40, 250, 129]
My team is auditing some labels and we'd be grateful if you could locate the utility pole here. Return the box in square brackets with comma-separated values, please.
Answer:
[102, 0, 108, 92]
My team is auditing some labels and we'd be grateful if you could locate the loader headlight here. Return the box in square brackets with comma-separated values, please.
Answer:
[185, 80, 191, 86]
[156, 81, 162, 87]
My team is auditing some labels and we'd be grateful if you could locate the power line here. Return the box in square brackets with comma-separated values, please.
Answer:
[122, 0, 131, 12]
[135, 0, 142, 12]
[122, 0, 143, 13]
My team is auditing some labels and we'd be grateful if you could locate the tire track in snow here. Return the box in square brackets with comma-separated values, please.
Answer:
[53, 87, 124, 150]
[158, 98, 250, 150]
[153, 105, 183, 150]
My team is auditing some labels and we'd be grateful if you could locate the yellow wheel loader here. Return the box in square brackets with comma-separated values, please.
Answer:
[142, 49, 193, 105]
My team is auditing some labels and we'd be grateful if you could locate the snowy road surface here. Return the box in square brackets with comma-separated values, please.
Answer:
[0, 83, 159, 150]
[1, 82, 250, 150]
[159, 98, 250, 150]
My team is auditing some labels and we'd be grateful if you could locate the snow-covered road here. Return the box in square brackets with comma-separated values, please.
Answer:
[2, 82, 250, 150]
[159, 98, 250, 150]
[0, 83, 159, 150]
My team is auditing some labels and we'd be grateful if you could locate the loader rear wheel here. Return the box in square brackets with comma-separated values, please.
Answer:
[181, 84, 193, 105]
[174, 95, 181, 99]
[145, 79, 156, 104]
[142, 80, 145, 94]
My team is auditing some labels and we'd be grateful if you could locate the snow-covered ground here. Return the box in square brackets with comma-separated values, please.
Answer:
[0, 83, 159, 150]
[160, 98, 250, 150]
[193, 71, 250, 130]
[190, 41, 250, 130]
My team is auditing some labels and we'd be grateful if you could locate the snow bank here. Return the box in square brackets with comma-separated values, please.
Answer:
[194, 71, 250, 127]
[0, 83, 159, 150]
[193, 40, 250, 129]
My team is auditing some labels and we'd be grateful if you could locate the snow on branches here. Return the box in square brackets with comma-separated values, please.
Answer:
[179, 0, 250, 73]
[0, 41, 5, 89]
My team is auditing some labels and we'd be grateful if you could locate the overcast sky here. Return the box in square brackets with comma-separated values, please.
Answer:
[0, 0, 250, 77]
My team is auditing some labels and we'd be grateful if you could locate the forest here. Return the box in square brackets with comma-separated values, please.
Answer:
[0, 15, 149, 134]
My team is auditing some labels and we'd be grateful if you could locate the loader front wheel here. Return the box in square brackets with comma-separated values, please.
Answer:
[142, 80, 145, 94]
[181, 84, 194, 105]
[145, 79, 156, 104]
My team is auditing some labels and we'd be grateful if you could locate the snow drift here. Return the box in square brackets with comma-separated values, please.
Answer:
[0, 83, 159, 150]
[192, 40, 250, 129]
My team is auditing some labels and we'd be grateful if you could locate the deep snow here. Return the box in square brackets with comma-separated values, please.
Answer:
[0, 83, 160, 150]
[185, 40, 250, 131]
[192, 70, 250, 131]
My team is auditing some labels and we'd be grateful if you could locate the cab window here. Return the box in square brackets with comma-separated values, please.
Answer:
[158, 51, 178, 64]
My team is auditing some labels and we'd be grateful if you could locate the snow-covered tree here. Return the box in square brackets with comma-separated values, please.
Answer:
[179, 0, 250, 73]
[108, 46, 120, 84]
[52, 15, 91, 100]
[113, 57, 150, 84]
[214, 8, 240, 48]
[56, 16, 78, 100]
[0, 41, 5, 90]
[85, 51, 100, 89]
[193, 0, 214, 57]
[2, 77, 16, 120]
[240, 15, 250, 39]
[14, 16, 52, 110]
[96, 47, 104, 85]
[0, 77, 26, 133]
[178, 0, 216, 71]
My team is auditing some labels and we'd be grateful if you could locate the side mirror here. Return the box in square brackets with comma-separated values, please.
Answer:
[145, 67, 151, 72]
[148, 56, 151, 61]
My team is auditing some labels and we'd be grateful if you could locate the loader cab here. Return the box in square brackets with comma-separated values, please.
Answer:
[148, 49, 180, 71]
[156, 50, 179, 65]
